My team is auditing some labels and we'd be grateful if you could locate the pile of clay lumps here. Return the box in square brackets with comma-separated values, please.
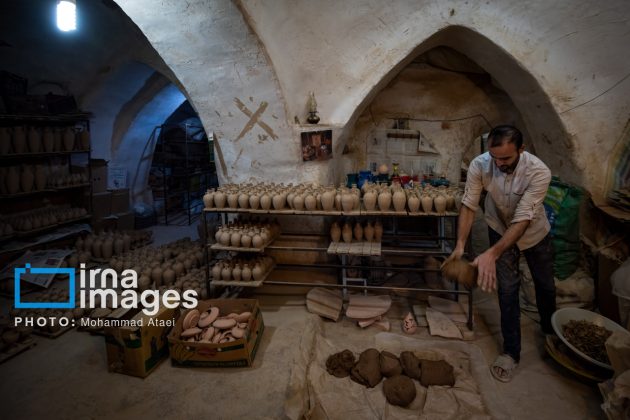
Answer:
[326, 348, 455, 407]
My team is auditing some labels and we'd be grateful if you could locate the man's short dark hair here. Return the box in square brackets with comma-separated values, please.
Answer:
[487, 125, 523, 149]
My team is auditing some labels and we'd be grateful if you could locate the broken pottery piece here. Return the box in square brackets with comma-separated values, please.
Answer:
[425, 307, 463, 339]
[373, 320, 390, 332]
[306, 288, 343, 321]
[345, 294, 392, 320]
[182, 309, 200, 330]
[402, 312, 418, 334]
[428, 296, 468, 323]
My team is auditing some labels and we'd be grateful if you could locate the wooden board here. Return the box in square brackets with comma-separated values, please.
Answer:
[346, 294, 392, 319]
[0, 338, 36, 364]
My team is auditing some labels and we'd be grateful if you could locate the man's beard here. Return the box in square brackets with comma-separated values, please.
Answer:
[498, 155, 520, 174]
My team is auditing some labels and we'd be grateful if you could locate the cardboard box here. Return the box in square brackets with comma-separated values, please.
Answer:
[104, 305, 179, 378]
[108, 165, 128, 189]
[115, 211, 135, 230]
[92, 191, 112, 220]
[110, 188, 130, 214]
[90, 159, 108, 193]
[168, 299, 264, 367]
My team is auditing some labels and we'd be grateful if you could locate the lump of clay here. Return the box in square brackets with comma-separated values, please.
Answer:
[383, 375, 417, 407]
[400, 351, 422, 380]
[380, 351, 403, 377]
[441, 259, 478, 289]
[350, 348, 382, 387]
[326, 350, 356, 378]
[419, 359, 455, 386]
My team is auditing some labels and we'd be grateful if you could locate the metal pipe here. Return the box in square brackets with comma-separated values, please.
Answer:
[263, 280, 471, 295]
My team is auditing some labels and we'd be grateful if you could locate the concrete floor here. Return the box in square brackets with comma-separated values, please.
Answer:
[0, 290, 605, 420]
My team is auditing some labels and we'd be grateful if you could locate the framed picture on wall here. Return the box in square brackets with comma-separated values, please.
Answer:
[301, 129, 332, 162]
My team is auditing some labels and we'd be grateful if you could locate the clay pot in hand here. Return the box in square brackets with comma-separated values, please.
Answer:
[330, 222, 341, 243]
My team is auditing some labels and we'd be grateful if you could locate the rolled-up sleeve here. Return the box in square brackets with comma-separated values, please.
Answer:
[511, 166, 551, 223]
[461, 159, 484, 211]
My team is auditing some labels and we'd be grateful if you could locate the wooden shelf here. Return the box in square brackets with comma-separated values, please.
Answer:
[211, 264, 275, 288]
[0, 183, 90, 199]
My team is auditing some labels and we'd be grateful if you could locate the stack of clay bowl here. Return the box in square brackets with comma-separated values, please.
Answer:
[179, 307, 252, 344]
[214, 219, 278, 248]
[211, 255, 274, 282]
[5, 205, 87, 232]
[330, 220, 383, 243]
[0, 316, 33, 352]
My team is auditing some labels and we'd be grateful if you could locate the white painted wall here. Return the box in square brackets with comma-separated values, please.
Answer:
[91, 1, 630, 197]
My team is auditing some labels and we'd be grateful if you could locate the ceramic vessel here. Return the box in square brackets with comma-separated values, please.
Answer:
[293, 194, 304, 211]
[248, 194, 260, 210]
[227, 192, 238, 209]
[353, 222, 363, 241]
[341, 191, 354, 212]
[34, 165, 46, 190]
[79, 129, 90, 150]
[342, 222, 353, 243]
[260, 193, 271, 210]
[252, 263, 263, 281]
[62, 127, 75, 151]
[321, 190, 335, 211]
[238, 193, 249, 209]
[304, 193, 317, 211]
[364, 222, 374, 242]
[0, 127, 11, 155]
[27, 126, 41, 153]
[434, 195, 447, 214]
[421, 195, 433, 213]
[330, 222, 341, 242]
[102, 237, 114, 259]
[408, 194, 420, 213]
[393, 189, 406, 212]
[363, 190, 377, 211]
[214, 191, 226, 209]
[378, 190, 392, 211]
[20, 165, 34, 193]
[12, 126, 26, 154]
[241, 264, 252, 282]
[374, 220, 383, 242]
[203, 189, 214, 208]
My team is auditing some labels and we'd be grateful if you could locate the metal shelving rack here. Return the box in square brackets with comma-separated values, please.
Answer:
[150, 124, 216, 226]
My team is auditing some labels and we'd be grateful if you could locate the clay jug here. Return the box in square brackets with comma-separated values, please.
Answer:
[252, 233, 263, 248]
[364, 222, 375, 242]
[249, 193, 260, 210]
[173, 261, 185, 277]
[241, 264, 252, 282]
[252, 263, 263, 281]
[286, 191, 296, 209]
[79, 129, 90, 150]
[238, 193, 249, 209]
[421, 194, 433, 213]
[203, 189, 214, 208]
[20, 165, 34, 193]
[5, 166, 19, 194]
[341, 191, 354, 212]
[353, 222, 363, 241]
[378, 189, 392, 211]
[92, 237, 103, 258]
[260, 193, 272, 210]
[102, 237, 114, 259]
[232, 264, 242, 281]
[215, 227, 223, 243]
[221, 264, 232, 281]
[27, 126, 41, 153]
[272, 192, 285, 210]
[351, 186, 360, 210]
[34, 165, 46, 191]
[212, 263, 222, 280]
[446, 192, 455, 210]
[363, 190, 377, 211]
[12, 126, 26, 154]
[62, 127, 75, 151]
[227, 192, 238, 209]
[304, 193, 317, 211]
[214, 190, 226, 208]
[293, 194, 305, 211]
[114, 237, 124, 255]
[374, 220, 384, 242]
[163, 268, 175, 285]
[220, 230, 231, 246]
[230, 230, 242, 247]
[342, 222, 353, 243]
[0, 127, 11, 155]
[393, 189, 406, 212]
[41, 127, 54, 153]
[434, 195, 447, 214]
[330, 222, 341, 242]
[408, 194, 420, 213]
[334, 192, 342, 211]
[321, 190, 334, 211]
[240, 233, 252, 248]
[76, 236, 84, 251]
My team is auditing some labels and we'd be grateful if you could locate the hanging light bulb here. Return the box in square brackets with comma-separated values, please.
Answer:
[57, 0, 77, 32]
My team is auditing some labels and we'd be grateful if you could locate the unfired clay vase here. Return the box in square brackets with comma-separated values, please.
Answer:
[214, 191, 226, 208]
[232, 265, 242, 281]
[27, 126, 41, 153]
[241, 264, 252, 282]
[330, 222, 341, 242]
[230, 230, 242, 247]
[114, 237, 124, 255]
[364, 222, 374, 242]
[102, 237, 114, 259]
[342, 222, 353, 243]
[353, 222, 363, 241]
[305, 193, 317, 211]
[374, 220, 383, 242]
[227, 192, 238, 209]
[293, 194, 304, 211]
[321, 190, 335, 211]
[260, 193, 271, 210]
[408, 194, 420, 213]
[238, 193, 249, 209]
[378, 190, 392, 211]
[212, 263, 222, 279]
[363, 190, 377, 211]
[42, 127, 54, 153]
[341, 191, 354, 212]
[34, 165, 46, 190]
[272, 193, 285, 210]
[393, 189, 406, 212]
[249, 194, 260, 210]
[421, 195, 433, 213]
[434, 195, 447, 214]
[12, 126, 26, 154]
[203, 189, 214, 208]
[62, 127, 75, 151]
[20, 165, 34, 193]
[240, 233, 252, 248]
[252, 263, 263, 281]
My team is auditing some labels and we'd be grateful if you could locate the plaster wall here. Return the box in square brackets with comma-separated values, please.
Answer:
[114, 0, 630, 198]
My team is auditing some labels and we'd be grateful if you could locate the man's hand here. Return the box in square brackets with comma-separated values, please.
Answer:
[472, 250, 498, 292]
[441, 247, 464, 268]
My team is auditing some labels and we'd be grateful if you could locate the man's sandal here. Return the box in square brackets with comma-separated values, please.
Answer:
[491, 354, 518, 382]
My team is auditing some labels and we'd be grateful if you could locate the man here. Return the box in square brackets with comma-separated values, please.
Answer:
[445, 125, 556, 382]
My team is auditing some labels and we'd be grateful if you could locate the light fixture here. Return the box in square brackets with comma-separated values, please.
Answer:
[56, 0, 77, 32]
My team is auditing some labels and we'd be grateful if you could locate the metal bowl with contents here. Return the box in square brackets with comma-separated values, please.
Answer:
[551, 307, 630, 370]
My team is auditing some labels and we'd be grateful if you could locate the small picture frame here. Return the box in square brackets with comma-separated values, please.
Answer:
[301, 129, 332, 162]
